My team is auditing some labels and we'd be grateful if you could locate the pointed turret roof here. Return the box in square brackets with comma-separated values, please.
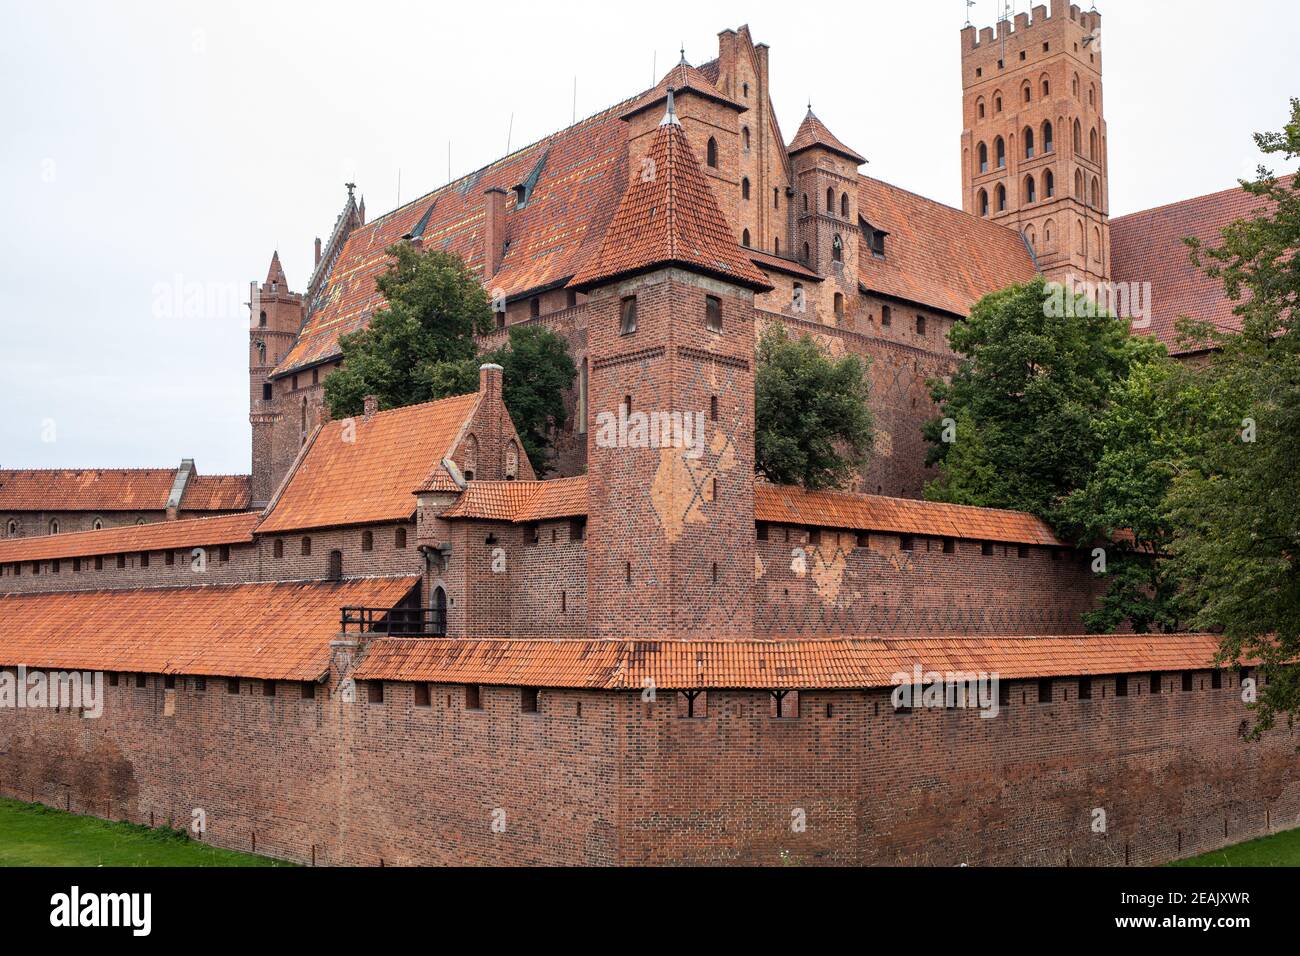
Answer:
[264, 250, 289, 288]
[570, 93, 771, 293]
[787, 108, 866, 165]
[622, 57, 747, 120]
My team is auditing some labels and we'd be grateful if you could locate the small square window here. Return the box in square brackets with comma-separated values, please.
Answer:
[135, 673, 147, 689]
[521, 687, 539, 713]
[981, 542, 994, 556]
[108, 672, 120, 687]
[1181, 672, 1193, 692]
[856, 531, 870, 549]
[263, 680, 276, 697]
[1078, 677, 1093, 700]
[1115, 675, 1128, 697]
[302, 681, 316, 699]
[414, 684, 431, 707]
[368, 681, 384, 704]
[942, 539, 955, 554]
[465, 685, 482, 710]
[227, 678, 240, 695]
[1150, 673, 1162, 695]
[165, 550, 175, 566]
[1211, 670, 1222, 689]
[1038, 678, 1052, 703]
[194, 677, 207, 693]
[1017, 544, 1029, 559]
[756, 522, 769, 541]
[569, 517, 586, 541]
[164, 675, 176, 690]
[899, 535, 914, 552]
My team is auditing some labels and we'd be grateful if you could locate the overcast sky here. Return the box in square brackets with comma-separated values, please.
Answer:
[1, 0, 1295, 474]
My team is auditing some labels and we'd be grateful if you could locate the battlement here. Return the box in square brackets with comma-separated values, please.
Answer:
[961, 1, 1101, 60]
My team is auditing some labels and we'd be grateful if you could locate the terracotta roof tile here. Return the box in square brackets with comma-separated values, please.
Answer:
[787, 108, 866, 165]
[179, 475, 251, 511]
[0, 576, 419, 681]
[570, 98, 771, 292]
[748, 247, 822, 280]
[438, 476, 588, 522]
[0, 511, 259, 567]
[259, 394, 480, 534]
[354, 633, 1232, 689]
[621, 59, 746, 120]
[0, 469, 247, 513]
[1111, 177, 1288, 354]
[856, 175, 1038, 317]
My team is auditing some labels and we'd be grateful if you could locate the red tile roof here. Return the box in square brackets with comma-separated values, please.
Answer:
[748, 247, 822, 280]
[754, 482, 1062, 546]
[0, 512, 259, 566]
[0, 576, 419, 681]
[856, 175, 1038, 317]
[787, 108, 866, 165]
[569, 97, 772, 292]
[275, 97, 638, 377]
[439, 476, 588, 522]
[621, 59, 746, 120]
[259, 394, 480, 534]
[353, 632, 1231, 689]
[1111, 178, 1288, 354]
[0, 469, 249, 513]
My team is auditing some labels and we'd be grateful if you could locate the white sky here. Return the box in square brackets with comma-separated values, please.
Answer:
[1, 0, 1295, 473]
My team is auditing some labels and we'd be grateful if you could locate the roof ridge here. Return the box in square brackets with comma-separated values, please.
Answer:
[1110, 173, 1293, 223]
[0, 572, 421, 601]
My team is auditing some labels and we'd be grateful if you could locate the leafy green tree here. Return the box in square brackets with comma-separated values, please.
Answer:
[924, 276, 1159, 522]
[324, 244, 575, 473]
[754, 324, 873, 490]
[1166, 99, 1300, 729]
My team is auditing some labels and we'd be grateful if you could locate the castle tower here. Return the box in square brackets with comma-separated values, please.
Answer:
[960, 1, 1109, 284]
[570, 92, 773, 640]
[790, 108, 866, 319]
[249, 251, 303, 506]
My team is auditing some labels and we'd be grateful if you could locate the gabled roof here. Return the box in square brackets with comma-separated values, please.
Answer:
[621, 58, 746, 120]
[353, 632, 1231, 689]
[264, 250, 288, 288]
[856, 175, 1037, 317]
[439, 476, 588, 522]
[569, 96, 772, 292]
[274, 96, 638, 377]
[787, 108, 866, 165]
[0, 576, 419, 681]
[0, 511, 259, 566]
[0, 469, 250, 513]
[1111, 177, 1289, 355]
[259, 394, 480, 534]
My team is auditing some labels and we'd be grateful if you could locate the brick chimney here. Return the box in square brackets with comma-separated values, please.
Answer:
[314, 237, 322, 266]
[363, 395, 379, 420]
[483, 187, 507, 276]
[478, 363, 503, 403]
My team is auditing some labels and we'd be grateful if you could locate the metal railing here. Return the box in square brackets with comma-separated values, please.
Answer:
[340, 606, 446, 637]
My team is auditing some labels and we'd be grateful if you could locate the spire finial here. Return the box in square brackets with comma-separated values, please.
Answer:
[679, 43, 686, 64]
[660, 87, 681, 127]
[345, 181, 356, 200]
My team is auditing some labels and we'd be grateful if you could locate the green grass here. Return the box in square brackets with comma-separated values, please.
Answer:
[0, 798, 295, 867]
[1167, 826, 1300, 867]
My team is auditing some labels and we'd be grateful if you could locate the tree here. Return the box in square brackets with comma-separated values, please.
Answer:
[1166, 99, 1300, 730]
[924, 276, 1159, 522]
[754, 324, 873, 490]
[324, 244, 575, 473]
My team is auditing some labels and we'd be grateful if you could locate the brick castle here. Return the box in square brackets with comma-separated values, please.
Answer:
[2, 4, 1297, 866]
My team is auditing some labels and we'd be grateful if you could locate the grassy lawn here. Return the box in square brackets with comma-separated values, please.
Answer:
[1167, 827, 1300, 867]
[0, 798, 294, 867]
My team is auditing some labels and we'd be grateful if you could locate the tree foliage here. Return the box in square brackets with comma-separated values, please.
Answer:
[754, 324, 873, 490]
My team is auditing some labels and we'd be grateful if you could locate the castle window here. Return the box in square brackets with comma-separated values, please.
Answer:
[48, 519, 59, 535]
[994, 94, 1002, 113]
[328, 550, 342, 580]
[899, 535, 914, 552]
[1091, 177, 1101, 208]
[1072, 74, 1079, 97]
[1073, 119, 1082, 154]
[117, 554, 126, 569]
[495, 309, 505, 331]
[706, 137, 718, 168]
[802, 193, 808, 212]
[1038, 679, 1053, 703]
[1018, 544, 1029, 559]
[140, 551, 149, 568]
[942, 538, 955, 554]
[978, 142, 988, 173]
[981, 541, 994, 556]
[273, 538, 283, 559]
[227, 677, 240, 695]
[1090, 127, 1099, 161]
[302, 536, 312, 556]
[524, 522, 539, 544]
[1115, 675, 1129, 697]
[710, 395, 718, 421]
[529, 296, 540, 318]
[773, 236, 780, 255]
[5, 519, 16, 536]
[51, 559, 60, 574]
[774, 188, 780, 209]
[1212, 669, 1223, 689]
[1182, 672, 1194, 692]
[831, 234, 843, 262]
[834, 293, 845, 321]
[95, 556, 103, 571]
[1079, 676, 1093, 700]
[93, 518, 102, 531]
[219, 545, 230, 563]
[256, 341, 266, 364]
[465, 685, 482, 710]
[856, 532, 870, 548]
[1150, 673, 1162, 695]
[619, 296, 637, 335]
[742, 82, 749, 98]
[840, 193, 849, 217]
[802, 242, 810, 262]
[741, 229, 751, 247]
[432, 586, 447, 636]
[1042, 121, 1053, 153]
[368, 681, 384, 704]
[756, 522, 769, 541]
[262, 383, 272, 401]
[994, 136, 1005, 169]
[995, 184, 1006, 212]
[976, 98, 985, 120]
[1022, 82, 1031, 104]
[409, 683, 430, 707]
[977, 188, 989, 217]
[263, 680, 276, 698]
[1024, 126, 1034, 158]
[741, 177, 750, 200]
[570, 517, 586, 541]
[521, 687, 539, 713]
[742, 126, 750, 151]
[1044, 170, 1055, 198]
[915, 314, 926, 336]
[1074, 169, 1084, 199]
[259, 310, 267, 327]
[881, 305, 892, 327]
[74, 558, 82, 571]
[312, 368, 319, 386]
[164, 550, 173, 567]
[1042, 77, 1050, 97]
[1024, 175, 1036, 204]
[361, 529, 373, 552]
[1089, 84, 1095, 107]
[826, 188, 834, 213]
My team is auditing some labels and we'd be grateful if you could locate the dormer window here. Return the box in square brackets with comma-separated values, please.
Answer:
[860, 219, 887, 259]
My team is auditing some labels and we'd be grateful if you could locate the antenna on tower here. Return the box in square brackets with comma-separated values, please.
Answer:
[447, 141, 452, 185]
[572, 76, 577, 124]
[397, 168, 401, 206]
[964, 0, 976, 27]
[651, 50, 656, 84]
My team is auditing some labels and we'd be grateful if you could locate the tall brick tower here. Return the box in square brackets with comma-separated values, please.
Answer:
[571, 91, 773, 640]
[790, 108, 867, 316]
[960, 1, 1109, 284]
[249, 251, 303, 507]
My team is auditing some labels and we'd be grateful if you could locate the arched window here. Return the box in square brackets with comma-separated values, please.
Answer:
[395, 527, 407, 549]
[1091, 176, 1101, 208]
[994, 136, 1005, 169]
[840, 193, 849, 217]
[1024, 175, 1036, 204]
[742, 82, 749, 98]
[327, 549, 343, 581]
[462, 433, 479, 480]
[1042, 120, 1054, 153]
[1024, 126, 1035, 158]
[1089, 84, 1096, 107]
[994, 92, 1003, 113]
[258, 310, 267, 327]
[802, 193, 808, 212]
[1044, 218, 1056, 251]
[1090, 127, 1099, 161]
[1041, 76, 1050, 98]
[741, 228, 751, 248]
[1072, 73, 1080, 97]
[978, 142, 988, 173]
[977, 188, 989, 217]
[1073, 119, 1082, 154]
[92, 518, 102, 531]
[995, 183, 1006, 212]
[825, 187, 834, 212]
[504, 440, 519, 480]
[831, 234, 843, 262]
[833, 292, 844, 320]
[48, 519, 59, 535]
[1024, 225, 1037, 249]
[706, 137, 718, 168]
[432, 586, 447, 636]
[802, 242, 810, 262]
[976, 97, 985, 120]
[1076, 218, 1085, 255]
[361, 529, 373, 552]
[256, 341, 266, 365]
[741, 177, 750, 200]
[1093, 226, 1102, 262]
[1022, 82, 1032, 104]
[773, 236, 780, 255]
[1074, 168, 1084, 199]
[5, 518, 16, 537]
[742, 126, 750, 150]
[773, 188, 780, 209]
[1044, 169, 1055, 197]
